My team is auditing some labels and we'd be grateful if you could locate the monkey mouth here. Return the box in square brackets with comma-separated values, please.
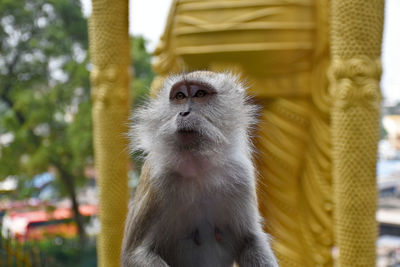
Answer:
[177, 128, 199, 135]
[176, 128, 202, 145]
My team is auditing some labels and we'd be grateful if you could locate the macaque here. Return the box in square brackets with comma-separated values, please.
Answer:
[122, 71, 278, 267]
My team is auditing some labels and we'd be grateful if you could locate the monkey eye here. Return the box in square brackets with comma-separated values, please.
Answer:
[175, 92, 186, 100]
[194, 90, 207, 98]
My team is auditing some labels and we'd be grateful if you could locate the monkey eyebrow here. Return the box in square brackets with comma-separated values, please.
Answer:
[183, 76, 190, 90]
[169, 80, 217, 100]
[195, 81, 217, 94]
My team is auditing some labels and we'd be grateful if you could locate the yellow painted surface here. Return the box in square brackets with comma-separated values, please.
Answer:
[88, 0, 131, 266]
[152, 0, 384, 266]
[86, 0, 384, 265]
[330, 0, 384, 266]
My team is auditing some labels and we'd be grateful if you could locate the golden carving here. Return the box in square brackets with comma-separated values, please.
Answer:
[329, 57, 382, 109]
[153, 0, 316, 97]
[153, 1, 335, 266]
[88, 0, 131, 266]
[90, 66, 131, 107]
[148, 0, 384, 266]
[330, 0, 384, 265]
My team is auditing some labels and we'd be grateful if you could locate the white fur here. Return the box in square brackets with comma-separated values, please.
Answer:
[122, 71, 278, 267]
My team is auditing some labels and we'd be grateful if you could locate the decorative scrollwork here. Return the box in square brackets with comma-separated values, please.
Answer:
[90, 65, 131, 108]
[329, 57, 382, 110]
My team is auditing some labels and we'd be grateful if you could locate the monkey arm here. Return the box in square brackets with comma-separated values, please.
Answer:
[235, 231, 278, 267]
[234, 197, 279, 267]
[122, 205, 169, 267]
[124, 240, 169, 267]
[235, 234, 278, 267]
[121, 160, 169, 267]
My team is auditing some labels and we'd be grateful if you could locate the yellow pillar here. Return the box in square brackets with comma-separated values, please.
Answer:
[330, 1, 384, 266]
[88, 0, 131, 266]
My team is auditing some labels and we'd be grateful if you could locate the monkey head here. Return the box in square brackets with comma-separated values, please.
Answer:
[130, 71, 257, 157]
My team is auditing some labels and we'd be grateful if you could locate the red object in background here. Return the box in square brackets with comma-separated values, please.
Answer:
[26, 223, 78, 241]
[3, 205, 97, 241]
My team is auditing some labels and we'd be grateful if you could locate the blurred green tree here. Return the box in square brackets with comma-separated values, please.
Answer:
[131, 35, 154, 105]
[0, 0, 91, 242]
[0, 0, 154, 242]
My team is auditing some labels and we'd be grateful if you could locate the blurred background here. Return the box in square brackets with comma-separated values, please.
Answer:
[0, 0, 399, 266]
[0, 0, 162, 265]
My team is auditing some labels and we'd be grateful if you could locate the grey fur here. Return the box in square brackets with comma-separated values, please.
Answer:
[122, 71, 278, 267]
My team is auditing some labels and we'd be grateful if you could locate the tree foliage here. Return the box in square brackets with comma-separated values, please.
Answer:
[0, 0, 154, 240]
[0, 0, 91, 241]
[0, 0, 90, 181]
[131, 35, 154, 105]
[0, 0, 154, 188]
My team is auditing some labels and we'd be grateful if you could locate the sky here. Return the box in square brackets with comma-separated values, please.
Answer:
[129, 0, 173, 51]
[381, 0, 400, 102]
[81, 0, 400, 101]
[80, 0, 172, 51]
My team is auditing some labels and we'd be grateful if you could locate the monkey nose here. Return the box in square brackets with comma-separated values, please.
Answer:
[179, 110, 190, 117]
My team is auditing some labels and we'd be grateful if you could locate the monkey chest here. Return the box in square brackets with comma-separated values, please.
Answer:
[161, 220, 236, 267]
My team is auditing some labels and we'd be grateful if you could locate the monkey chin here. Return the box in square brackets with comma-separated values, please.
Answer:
[175, 129, 203, 151]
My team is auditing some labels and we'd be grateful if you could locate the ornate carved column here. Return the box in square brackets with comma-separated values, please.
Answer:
[329, 1, 384, 266]
[153, 1, 334, 266]
[88, 0, 131, 266]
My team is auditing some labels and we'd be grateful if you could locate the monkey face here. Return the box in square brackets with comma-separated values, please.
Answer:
[168, 79, 220, 150]
[129, 71, 258, 156]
